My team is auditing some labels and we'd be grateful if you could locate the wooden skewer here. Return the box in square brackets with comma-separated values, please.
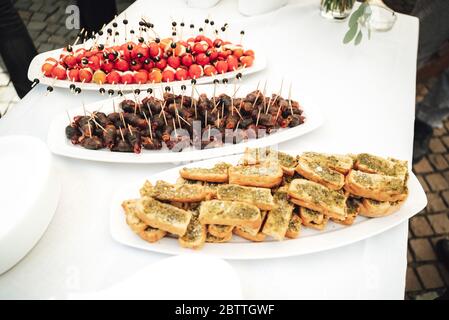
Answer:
[87, 122, 92, 137]
[92, 118, 107, 132]
[142, 111, 153, 140]
[128, 124, 134, 136]
[267, 78, 283, 114]
[255, 107, 262, 126]
[120, 112, 126, 128]
[172, 118, 178, 138]
[119, 127, 125, 141]
[205, 109, 208, 127]
[66, 110, 71, 124]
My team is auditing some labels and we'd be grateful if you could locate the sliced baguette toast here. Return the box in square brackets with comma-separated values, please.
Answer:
[139, 226, 167, 243]
[122, 199, 148, 234]
[359, 198, 405, 217]
[140, 180, 208, 203]
[136, 197, 192, 236]
[216, 184, 275, 210]
[233, 228, 266, 242]
[179, 213, 207, 249]
[331, 197, 360, 226]
[179, 162, 230, 183]
[285, 214, 302, 239]
[288, 179, 348, 220]
[355, 153, 408, 179]
[262, 189, 294, 241]
[299, 207, 328, 231]
[344, 170, 408, 202]
[301, 152, 354, 174]
[241, 148, 298, 176]
[229, 163, 283, 188]
[199, 200, 261, 229]
[208, 224, 234, 238]
[206, 229, 233, 243]
[295, 156, 345, 190]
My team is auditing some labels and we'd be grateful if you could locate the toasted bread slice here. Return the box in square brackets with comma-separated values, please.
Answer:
[199, 200, 261, 229]
[242, 148, 298, 176]
[332, 197, 360, 226]
[262, 189, 294, 241]
[122, 199, 148, 234]
[206, 229, 233, 243]
[296, 156, 345, 190]
[216, 184, 275, 210]
[179, 162, 230, 183]
[288, 179, 348, 220]
[136, 197, 192, 236]
[140, 180, 208, 203]
[179, 213, 207, 249]
[139, 226, 167, 243]
[344, 170, 408, 202]
[299, 207, 328, 231]
[355, 153, 408, 179]
[229, 163, 283, 188]
[235, 210, 268, 237]
[301, 152, 354, 174]
[359, 198, 405, 217]
[285, 214, 302, 238]
[208, 224, 234, 238]
[234, 228, 266, 242]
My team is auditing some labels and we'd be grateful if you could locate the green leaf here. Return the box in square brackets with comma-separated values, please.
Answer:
[348, 6, 363, 28]
[343, 25, 358, 44]
[354, 30, 363, 45]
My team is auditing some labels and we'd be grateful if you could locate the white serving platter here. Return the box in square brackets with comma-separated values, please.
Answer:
[109, 154, 427, 260]
[27, 45, 266, 92]
[47, 84, 324, 163]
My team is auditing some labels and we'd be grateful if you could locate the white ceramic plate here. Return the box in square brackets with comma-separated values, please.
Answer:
[109, 154, 427, 260]
[0, 135, 60, 274]
[27, 46, 266, 92]
[47, 84, 324, 163]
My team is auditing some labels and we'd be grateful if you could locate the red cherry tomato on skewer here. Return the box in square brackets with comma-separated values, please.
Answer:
[175, 68, 188, 81]
[188, 64, 203, 79]
[167, 55, 181, 69]
[106, 71, 121, 84]
[162, 69, 175, 82]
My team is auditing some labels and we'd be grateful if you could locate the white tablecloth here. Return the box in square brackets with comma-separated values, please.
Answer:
[0, 0, 419, 299]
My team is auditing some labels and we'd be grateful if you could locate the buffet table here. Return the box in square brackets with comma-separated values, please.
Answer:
[0, 0, 419, 299]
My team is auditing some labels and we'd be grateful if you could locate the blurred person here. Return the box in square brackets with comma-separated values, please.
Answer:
[436, 239, 449, 300]
[77, 0, 118, 34]
[411, 0, 449, 162]
[0, 0, 37, 98]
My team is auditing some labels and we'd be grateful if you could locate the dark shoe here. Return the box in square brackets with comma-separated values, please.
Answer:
[413, 118, 433, 164]
[436, 239, 449, 271]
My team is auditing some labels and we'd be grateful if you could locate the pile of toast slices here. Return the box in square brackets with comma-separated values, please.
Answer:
[122, 148, 409, 250]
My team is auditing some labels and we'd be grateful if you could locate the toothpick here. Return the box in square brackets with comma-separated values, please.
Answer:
[142, 112, 153, 140]
[119, 127, 125, 141]
[66, 110, 71, 124]
[256, 108, 261, 126]
[205, 109, 208, 127]
[87, 122, 92, 137]
[172, 118, 178, 138]
[128, 124, 134, 136]
[120, 112, 126, 128]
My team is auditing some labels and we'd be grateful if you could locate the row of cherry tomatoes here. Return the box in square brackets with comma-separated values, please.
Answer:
[41, 34, 255, 85]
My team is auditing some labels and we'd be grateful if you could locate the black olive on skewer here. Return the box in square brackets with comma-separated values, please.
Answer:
[199, 27, 203, 32]
[112, 22, 118, 28]
[130, 29, 135, 34]
[131, 60, 137, 66]
[81, 58, 88, 65]
[99, 87, 105, 95]
[123, 19, 128, 25]
[74, 87, 81, 94]
[144, 58, 151, 65]
[222, 79, 228, 84]
[98, 44, 104, 50]
[66, 45, 73, 52]
[149, 23, 154, 28]
[186, 47, 191, 53]
[236, 73, 242, 79]
[137, 53, 143, 58]
[115, 31, 119, 36]
[165, 86, 170, 92]
[154, 56, 160, 62]
[107, 28, 112, 35]
[221, 26, 226, 32]
[108, 89, 114, 96]
[138, 37, 144, 43]
[155, 37, 160, 43]
[98, 30, 103, 36]
[31, 78, 40, 88]
[172, 32, 177, 37]
[147, 88, 153, 94]
[205, 19, 209, 24]
[134, 89, 141, 95]
[240, 30, 245, 35]
[139, 21, 144, 26]
[46, 86, 53, 93]
[172, 21, 177, 27]
[127, 44, 133, 50]
[70, 83, 76, 91]
[191, 79, 197, 85]
[213, 79, 219, 84]
[210, 21, 214, 26]
[103, 52, 108, 59]
[181, 85, 186, 91]
[190, 24, 194, 29]
[118, 90, 123, 96]
[180, 22, 185, 27]
[170, 42, 176, 49]
[215, 43, 221, 48]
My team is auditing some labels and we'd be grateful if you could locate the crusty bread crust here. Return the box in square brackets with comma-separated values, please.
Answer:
[299, 207, 328, 230]
[206, 230, 233, 243]
[359, 198, 405, 218]
[301, 152, 353, 174]
[344, 170, 408, 202]
[208, 224, 234, 238]
[295, 157, 345, 190]
[179, 163, 230, 183]
[139, 227, 167, 243]
[122, 199, 148, 234]
[234, 228, 266, 242]
[141, 180, 209, 203]
[136, 197, 192, 236]
[229, 164, 283, 188]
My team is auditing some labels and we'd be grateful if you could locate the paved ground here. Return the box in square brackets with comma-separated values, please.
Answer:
[0, 0, 448, 299]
